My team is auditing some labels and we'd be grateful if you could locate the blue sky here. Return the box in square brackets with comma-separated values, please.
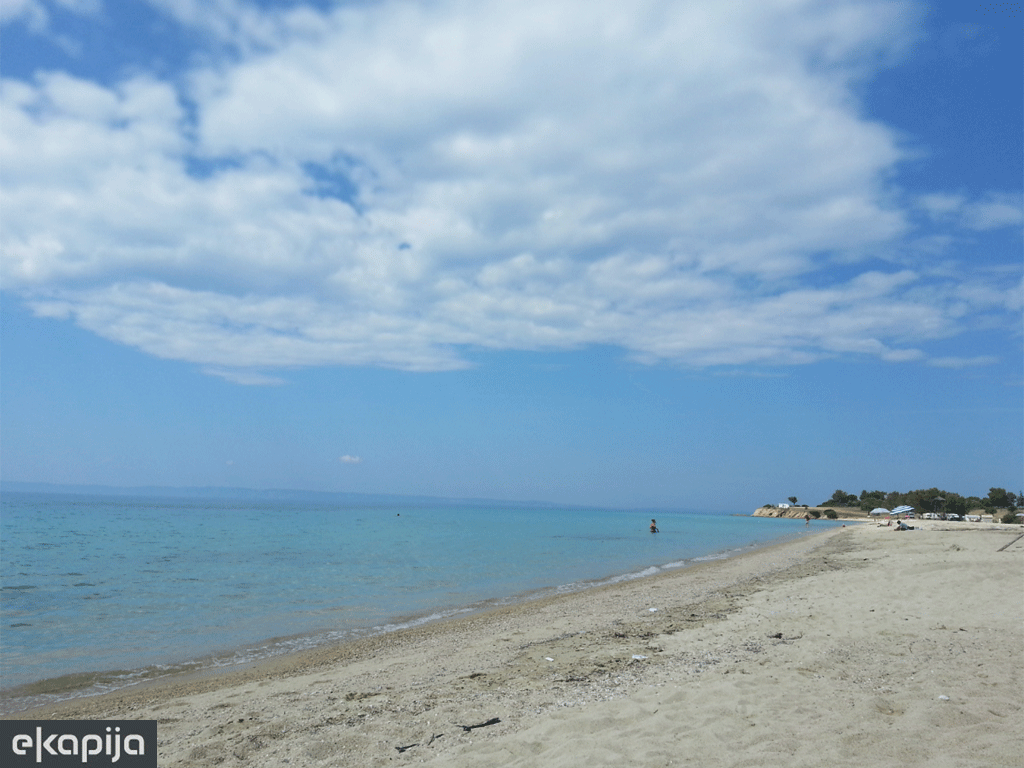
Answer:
[1, 0, 1020, 510]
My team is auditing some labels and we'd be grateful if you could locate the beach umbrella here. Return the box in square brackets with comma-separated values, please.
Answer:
[892, 505, 914, 514]
[869, 508, 889, 516]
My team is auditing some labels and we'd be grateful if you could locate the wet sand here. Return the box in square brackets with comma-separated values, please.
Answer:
[5, 521, 1022, 767]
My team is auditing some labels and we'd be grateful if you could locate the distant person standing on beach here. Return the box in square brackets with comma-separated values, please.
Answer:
[805, 512, 810, 526]
[650, 519, 659, 533]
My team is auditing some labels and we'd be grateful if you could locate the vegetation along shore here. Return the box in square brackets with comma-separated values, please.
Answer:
[755, 486, 1022, 523]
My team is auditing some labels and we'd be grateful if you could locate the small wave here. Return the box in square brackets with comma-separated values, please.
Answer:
[0, 662, 201, 715]
[370, 606, 476, 635]
[544, 564, 666, 598]
[692, 553, 729, 562]
[603, 566, 661, 584]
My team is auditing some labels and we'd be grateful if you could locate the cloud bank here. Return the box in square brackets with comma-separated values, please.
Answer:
[2, 0, 1020, 381]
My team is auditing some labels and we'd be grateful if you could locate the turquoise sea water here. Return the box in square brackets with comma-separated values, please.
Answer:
[0, 492, 833, 713]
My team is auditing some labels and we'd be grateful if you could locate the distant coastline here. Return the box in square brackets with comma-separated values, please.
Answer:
[0, 481, 727, 515]
[0, 481, 568, 510]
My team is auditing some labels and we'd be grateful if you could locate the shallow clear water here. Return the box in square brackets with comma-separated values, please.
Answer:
[0, 492, 829, 712]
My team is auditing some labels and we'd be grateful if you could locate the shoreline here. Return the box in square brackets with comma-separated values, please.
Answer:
[1, 522, 830, 715]
[4, 521, 1021, 767]
[3, 528, 840, 717]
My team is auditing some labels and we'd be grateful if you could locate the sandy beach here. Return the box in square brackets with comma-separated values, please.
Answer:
[5, 521, 1022, 767]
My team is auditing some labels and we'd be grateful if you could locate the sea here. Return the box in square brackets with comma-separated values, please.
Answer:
[0, 491, 835, 714]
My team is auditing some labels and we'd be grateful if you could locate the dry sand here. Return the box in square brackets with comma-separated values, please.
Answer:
[5, 521, 1022, 767]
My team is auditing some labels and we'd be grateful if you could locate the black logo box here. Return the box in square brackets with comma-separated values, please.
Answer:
[0, 721, 157, 767]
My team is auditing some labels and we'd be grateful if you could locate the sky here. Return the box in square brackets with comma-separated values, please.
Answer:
[1, 0, 1021, 511]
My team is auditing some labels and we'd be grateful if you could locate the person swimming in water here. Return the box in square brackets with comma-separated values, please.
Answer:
[650, 519, 659, 533]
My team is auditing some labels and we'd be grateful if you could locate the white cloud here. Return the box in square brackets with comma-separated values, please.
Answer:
[0, 0, 47, 29]
[339, 455, 362, 464]
[0, 0, 101, 34]
[143, 0, 290, 53]
[1, 0, 1020, 379]
[927, 356, 1000, 369]
[917, 191, 1023, 231]
[917, 193, 966, 219]
[962, 194, 1024, 231]
[204, 367, 287, 386]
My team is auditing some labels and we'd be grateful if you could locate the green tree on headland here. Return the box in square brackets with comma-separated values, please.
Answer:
[821, 489, 858, 507]
[858, 490, 886, 510]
